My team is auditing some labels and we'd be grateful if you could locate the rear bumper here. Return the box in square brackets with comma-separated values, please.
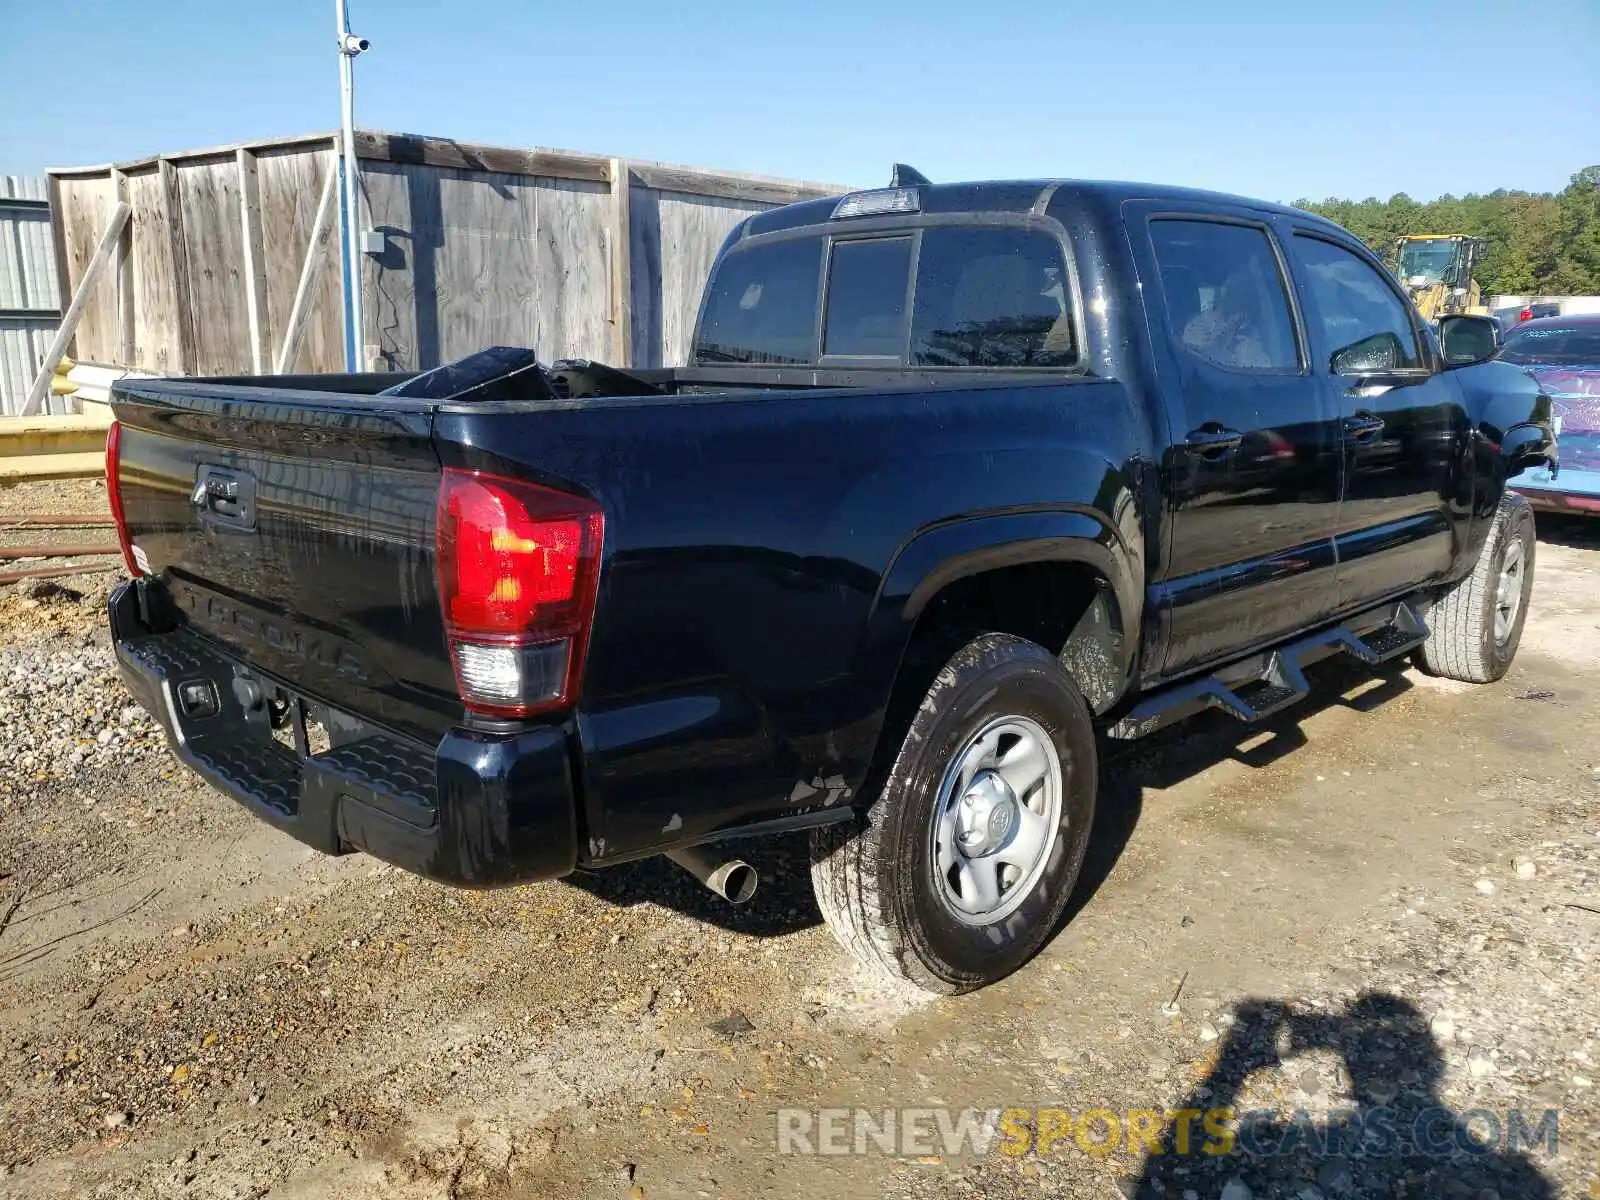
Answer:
[109, 582, 579, 887]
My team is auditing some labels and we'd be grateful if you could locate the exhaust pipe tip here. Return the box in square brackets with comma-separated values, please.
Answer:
[710, 860, 758, 905]
[666, 846, 759, 905]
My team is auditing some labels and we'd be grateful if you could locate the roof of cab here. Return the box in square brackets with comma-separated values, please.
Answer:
[740, 179, 1341, 240]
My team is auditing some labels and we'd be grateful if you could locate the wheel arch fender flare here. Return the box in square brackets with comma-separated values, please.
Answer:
[871, 501, 1145, 714]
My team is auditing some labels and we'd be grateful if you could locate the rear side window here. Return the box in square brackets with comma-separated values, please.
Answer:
[824, 237, 913, 357]
[695, 238, 822, 364]
[1149, 220, 1300, 372]
[910, 227, 1077, 367]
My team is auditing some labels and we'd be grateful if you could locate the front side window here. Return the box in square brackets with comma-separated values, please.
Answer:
[1291, 235, 1423, 373]
[1149, 219, 1300, 372]
[910, 226, 1077, 367]
[824, 237, 913, 357]
[695, 237, 822, 364]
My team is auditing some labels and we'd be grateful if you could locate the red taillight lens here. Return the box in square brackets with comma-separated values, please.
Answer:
[104, 421, 142, 577]
[435, 469, 604, 717]
[1519, 308, 1532, 322]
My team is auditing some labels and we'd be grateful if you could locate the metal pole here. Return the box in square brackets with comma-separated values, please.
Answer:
[335, 0, 366, 371]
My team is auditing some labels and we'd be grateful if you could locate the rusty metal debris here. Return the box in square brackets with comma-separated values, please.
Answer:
[0, 542, 120, 561]
[0, 562, 119, 586]
[0, 514, 113, 530]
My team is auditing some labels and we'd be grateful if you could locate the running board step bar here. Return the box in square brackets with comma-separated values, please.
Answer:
[1108, 600, 1429, 740]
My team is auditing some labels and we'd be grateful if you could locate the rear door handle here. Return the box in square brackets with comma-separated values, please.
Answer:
[1343, 413, 1386, 441]
[1186, 426, 1243, 457]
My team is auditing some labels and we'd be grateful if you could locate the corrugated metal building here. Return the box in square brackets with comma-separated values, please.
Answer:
[1, 174, 65, 415]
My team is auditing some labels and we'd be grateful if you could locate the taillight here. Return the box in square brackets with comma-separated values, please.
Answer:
[1519, 308, 1532, 322]
[104, 421, 142, 577]
[435, 468, 604, 718]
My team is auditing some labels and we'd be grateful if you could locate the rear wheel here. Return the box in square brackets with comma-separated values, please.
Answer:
[809, 633, 1096, 994]
[1418, 492, 1536, 683]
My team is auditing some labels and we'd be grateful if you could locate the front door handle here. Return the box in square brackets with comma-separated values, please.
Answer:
[1186, 425, 1243, 458]
[1343, 413, 1386, 441]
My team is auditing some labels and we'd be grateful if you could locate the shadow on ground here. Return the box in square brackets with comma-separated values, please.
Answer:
[561, 830, 821, 937]
[568, 656, 1416, 944]
[1533, 511, 1600, 549]
[1063, 656, 1412, 926]
[1131, 990, 1559, 1199]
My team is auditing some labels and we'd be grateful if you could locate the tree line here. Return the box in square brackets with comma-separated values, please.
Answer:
[1293, 166, 1600, 297]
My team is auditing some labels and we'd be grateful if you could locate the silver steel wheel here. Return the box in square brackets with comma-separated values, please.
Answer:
[930, 715, 1063, 926]
[1494, 536, 1525, 644]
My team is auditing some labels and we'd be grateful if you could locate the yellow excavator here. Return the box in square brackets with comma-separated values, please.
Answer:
[1389, 234, 1489, 321]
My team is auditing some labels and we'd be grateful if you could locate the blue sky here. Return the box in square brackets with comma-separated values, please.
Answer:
[2, 0, 1596, 201]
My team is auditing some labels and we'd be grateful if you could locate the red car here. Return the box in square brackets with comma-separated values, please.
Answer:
[1500, 315, 1600, 514]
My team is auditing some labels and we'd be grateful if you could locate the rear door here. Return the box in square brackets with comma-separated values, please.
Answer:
[1281, 229, 1470, 610]
[1129, 205, 1345, 677]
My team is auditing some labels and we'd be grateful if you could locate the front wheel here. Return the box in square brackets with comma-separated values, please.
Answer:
[809, 633, 1097, 994]
[1417, 492, 1536, 683]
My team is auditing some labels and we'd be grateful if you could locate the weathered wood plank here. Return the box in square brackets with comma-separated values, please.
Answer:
[110, 168, 135, 364]
[628, 162, 843, 207]
[355, 160, 420, 370]
[353, 130, 610, 184]
[609, 159, 632, 366]
[441, 169, 536, 366]
[531, 177, 612, 363]
[176, 158, 249, 375]
[45, 174, 73, 318]
[236, 149, 270, 373]
[21, 202, 130, 415]
[45, 131, 342, 178]
[51, 175, 120, 363]
[357, 162, 613, 370]
[274, 163, 341, 374]
[125, 167, 177, 373]
[257, 142, 344, 373]
[366, 161, 546, 369]
[158, 159, 197, 374]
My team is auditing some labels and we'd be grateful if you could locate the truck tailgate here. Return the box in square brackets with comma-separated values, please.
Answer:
[109, 380, 458, 743]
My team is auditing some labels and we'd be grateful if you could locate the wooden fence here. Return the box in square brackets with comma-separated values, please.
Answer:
[48, 131, 847, 378]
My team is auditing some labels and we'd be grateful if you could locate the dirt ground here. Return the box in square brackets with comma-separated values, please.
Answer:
[0, 492, 1596, 1200]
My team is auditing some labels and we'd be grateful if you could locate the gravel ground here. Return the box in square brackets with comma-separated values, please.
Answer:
[0, 495, 1596, 1200]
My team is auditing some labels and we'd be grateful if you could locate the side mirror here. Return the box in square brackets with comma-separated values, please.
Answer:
[1438, 314, 1499, 367]
[1330, 331, 1406, 376]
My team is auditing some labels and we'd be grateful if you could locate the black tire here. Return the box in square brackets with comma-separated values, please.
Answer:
[1418, 492, 1535, 683]
[809, 633, 1097, 994]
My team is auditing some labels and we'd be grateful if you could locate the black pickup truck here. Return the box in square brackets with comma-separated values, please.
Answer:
[106, 177, 1556, 993]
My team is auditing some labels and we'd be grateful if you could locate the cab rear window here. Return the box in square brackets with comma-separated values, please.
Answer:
[694, 224, 1076, 369]
[694, 238, 822, 365]
[824, 238, 913, 357]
